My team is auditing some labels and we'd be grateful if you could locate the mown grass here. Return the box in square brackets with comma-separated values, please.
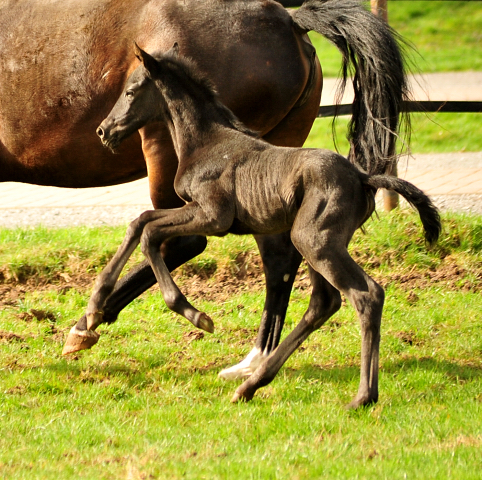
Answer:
[1, 211, 482, 479]
[1, 2, 481, 478]
[305, 112, 482, 154]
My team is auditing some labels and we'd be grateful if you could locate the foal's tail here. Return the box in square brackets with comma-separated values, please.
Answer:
[366, 176, 442, 245]
[292, 0, 410, 175]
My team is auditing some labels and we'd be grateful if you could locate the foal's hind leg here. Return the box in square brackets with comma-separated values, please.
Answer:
[219, 232, 302, 380]
[293, 230, 384, 408]
[232, 266, 341, 402]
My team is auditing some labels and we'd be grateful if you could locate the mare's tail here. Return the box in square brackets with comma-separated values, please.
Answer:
[365, 176, 441, 245]
[292, 0, 410, 175]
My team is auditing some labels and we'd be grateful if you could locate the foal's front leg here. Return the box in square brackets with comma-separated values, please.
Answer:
[138, 202, 232, 332]
[84, 210, 176, 331]
[62, 211, 163, 354]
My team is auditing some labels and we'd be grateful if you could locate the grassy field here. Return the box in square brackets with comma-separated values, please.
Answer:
[1, 211, 482, 479]
[304, 112, 482, 154]
[2, 2, 482, 479]
[308, 1, 482, 76]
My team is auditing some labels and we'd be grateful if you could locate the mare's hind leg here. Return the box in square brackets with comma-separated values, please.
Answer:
[218, 232, 302, 380]
[232, 266, 341, 402]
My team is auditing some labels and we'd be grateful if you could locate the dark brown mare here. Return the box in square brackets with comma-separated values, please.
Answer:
[0, 0, 409, 376]
[86, 45, 439, 407]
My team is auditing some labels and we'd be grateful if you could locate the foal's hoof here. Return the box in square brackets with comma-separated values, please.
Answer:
[218, 347, 266, 381]
[194, 312, 214, 334]
[345, 395, 377, 410]
[62, 326, 100, 355]
[230, 386, 255, 403]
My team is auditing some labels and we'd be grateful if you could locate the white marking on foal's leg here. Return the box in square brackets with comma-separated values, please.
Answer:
[218, 347, 268, 381]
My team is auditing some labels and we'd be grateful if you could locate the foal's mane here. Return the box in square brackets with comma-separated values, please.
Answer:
[158, 52, 260, 139]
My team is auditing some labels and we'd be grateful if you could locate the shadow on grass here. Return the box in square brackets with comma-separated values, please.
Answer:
[23, 353, 482, 400]
[293, 356, 482, 383]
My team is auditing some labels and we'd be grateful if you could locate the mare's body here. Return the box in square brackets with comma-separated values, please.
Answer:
[83, 46, 440, 407]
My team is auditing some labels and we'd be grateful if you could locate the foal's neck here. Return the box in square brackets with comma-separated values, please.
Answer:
[157, 77, 246, 160]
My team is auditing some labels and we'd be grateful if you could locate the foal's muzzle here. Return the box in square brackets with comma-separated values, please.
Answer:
[96, 121, 119, 151]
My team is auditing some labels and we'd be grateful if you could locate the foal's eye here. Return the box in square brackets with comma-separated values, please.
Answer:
[125, 90, 134, 98]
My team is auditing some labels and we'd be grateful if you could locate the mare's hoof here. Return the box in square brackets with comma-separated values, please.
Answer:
[195, 312, 214, 334]
[62, 326, 100, 355]
[218, 347, 266, 381]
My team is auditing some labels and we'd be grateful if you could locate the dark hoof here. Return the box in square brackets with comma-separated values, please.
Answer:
[62, 326, 100, 355]
[345, 396, 377, 410]
[195, 312, 214, 333]
[230, 387, 255, 403]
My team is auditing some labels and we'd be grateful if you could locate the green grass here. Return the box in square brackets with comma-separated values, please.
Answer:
[1, 3, 482, 478]
[308, 1, 482, 77]
[1, 212, 482, 479]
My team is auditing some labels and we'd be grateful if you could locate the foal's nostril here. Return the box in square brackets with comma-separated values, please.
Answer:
[96, 127, 104, 138]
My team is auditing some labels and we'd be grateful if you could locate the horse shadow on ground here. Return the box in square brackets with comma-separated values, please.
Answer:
[37, 352, 482, 399]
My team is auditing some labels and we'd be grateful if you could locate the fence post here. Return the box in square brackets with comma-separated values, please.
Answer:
[371, 0, 399, 211]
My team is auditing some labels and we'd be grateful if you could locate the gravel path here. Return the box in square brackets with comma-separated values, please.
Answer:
[1, 193, 481, 230]
[0, 206, 152, 229]
[1, 153, 482, 228]
[1, 70, 480, 228]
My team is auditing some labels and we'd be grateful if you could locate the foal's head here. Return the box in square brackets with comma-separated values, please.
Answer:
[96, 43, 181, 151]
[97, 43, 257, 151]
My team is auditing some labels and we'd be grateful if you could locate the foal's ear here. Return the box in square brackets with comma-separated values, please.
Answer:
[168, 42, 180, 56]
[133, 42, 158, 75]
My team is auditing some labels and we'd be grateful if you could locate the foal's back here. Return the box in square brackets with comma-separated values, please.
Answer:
[197, 132, 371, 237]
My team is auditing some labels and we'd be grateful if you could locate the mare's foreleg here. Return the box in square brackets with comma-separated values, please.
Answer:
[232, 266, 341, 402]
[219, 232, 302, 380]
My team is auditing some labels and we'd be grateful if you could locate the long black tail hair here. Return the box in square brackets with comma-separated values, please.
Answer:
[292, 0, 411, 175]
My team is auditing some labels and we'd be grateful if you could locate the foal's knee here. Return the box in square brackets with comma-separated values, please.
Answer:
[140, 222, 164, 257]
[128, 210, 155, 239]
